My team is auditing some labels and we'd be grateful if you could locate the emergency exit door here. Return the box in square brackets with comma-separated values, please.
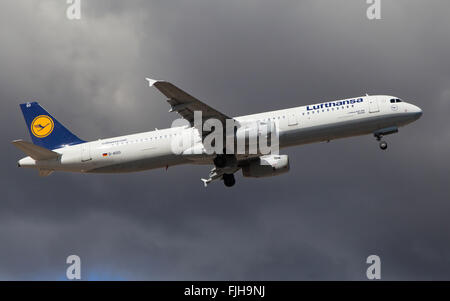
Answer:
[288, 112, 298, 126]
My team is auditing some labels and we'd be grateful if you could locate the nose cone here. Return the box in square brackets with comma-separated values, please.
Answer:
[409, 104, 423, 120]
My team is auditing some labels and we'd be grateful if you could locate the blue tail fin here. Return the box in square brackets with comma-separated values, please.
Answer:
[20, 102, 85, 150]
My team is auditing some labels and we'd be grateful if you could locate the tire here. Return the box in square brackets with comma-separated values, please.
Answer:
[223, 174, 236, 187]
[379, 141, 388, 150]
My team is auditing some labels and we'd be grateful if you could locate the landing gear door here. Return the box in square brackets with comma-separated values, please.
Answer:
[81, 143, 92, 162]
[369, 98, 380, 113]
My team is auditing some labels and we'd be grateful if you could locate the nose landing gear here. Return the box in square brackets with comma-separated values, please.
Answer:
[375, 134, 388, 150]
[373, 127, 398, 151]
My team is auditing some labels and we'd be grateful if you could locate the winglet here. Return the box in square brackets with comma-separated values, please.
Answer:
[145, 77, 160, 87]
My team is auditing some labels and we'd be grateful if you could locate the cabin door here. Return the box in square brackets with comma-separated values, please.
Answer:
[369, 98, 380, 113]
[81, 143, 92, 162]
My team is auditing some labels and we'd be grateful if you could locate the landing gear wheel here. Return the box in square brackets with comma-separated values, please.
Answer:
[379, 141, 388, 150]
[223, 174, 236, 187]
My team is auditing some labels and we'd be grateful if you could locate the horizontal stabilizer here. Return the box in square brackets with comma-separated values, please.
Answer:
[12, 140, 59, 161]
[38, 169, 54, 177]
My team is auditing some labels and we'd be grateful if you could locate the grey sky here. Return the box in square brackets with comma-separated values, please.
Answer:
[0, 0, 449, 280]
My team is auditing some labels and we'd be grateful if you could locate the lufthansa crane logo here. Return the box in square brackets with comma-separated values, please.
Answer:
[31, 115, 54, 138]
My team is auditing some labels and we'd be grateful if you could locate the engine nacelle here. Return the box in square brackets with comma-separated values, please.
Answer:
[242, 155, 289, 178]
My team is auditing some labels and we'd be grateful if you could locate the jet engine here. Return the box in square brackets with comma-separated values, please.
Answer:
[242, 154, 289, 178]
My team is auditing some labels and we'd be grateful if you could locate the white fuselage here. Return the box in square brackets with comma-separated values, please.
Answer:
[18, 95, 422, 173]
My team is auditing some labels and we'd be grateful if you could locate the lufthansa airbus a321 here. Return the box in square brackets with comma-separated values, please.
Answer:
[13, 78, 422, 187]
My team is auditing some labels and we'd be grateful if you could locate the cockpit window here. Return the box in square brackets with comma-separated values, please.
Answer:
[396, 99, 402, 103]
[390, 99, 396, 103]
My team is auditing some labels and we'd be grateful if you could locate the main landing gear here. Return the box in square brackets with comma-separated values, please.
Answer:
[213, 154, 237, 187]
[213, 154, 236, 168]
[223, 173, 236, 187]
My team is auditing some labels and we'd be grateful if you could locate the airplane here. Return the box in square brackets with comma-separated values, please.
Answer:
[13, 78, 422, 187]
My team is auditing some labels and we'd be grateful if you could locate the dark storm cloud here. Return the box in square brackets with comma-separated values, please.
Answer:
[0, 0, 450, 280]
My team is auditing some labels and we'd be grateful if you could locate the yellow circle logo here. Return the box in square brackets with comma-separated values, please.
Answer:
[31, 115, 54, 138]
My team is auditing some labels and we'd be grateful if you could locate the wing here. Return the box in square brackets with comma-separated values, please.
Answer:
[146, 78, 232, 125]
